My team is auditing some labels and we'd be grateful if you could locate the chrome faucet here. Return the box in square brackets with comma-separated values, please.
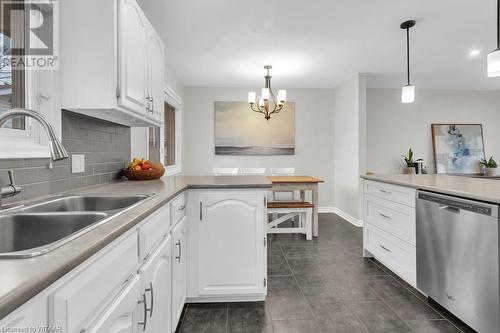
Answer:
[0, 108, 69, 208]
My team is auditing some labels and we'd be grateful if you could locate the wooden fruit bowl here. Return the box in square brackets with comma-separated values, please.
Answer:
[122, 167, 165, 181]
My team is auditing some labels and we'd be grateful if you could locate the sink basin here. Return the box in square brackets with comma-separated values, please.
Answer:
[21, 195, 150, 213]
[0, 193, 154, 258]
[0, 212, 108, 258]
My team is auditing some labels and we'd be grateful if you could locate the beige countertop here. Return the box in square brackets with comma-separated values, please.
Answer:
[0, 175, 272, 320]
[362, 174, 500, 204]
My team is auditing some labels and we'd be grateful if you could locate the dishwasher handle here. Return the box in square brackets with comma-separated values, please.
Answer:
[417, 191, 496, 217]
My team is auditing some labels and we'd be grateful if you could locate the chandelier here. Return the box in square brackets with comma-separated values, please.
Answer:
[247, 65, 287, 120]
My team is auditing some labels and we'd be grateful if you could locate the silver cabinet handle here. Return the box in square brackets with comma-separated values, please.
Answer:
[379, 213, 391, 220]
[379, 189, 391, 194]
[138, 293, 148, 331]
[145, 282, 154, 317]
[145, 94, 151, 112]
[175, 240, 181, 262]
[178, 204, 186, 211]
[150, 96, 154, 114]
[379, 244, 391, 253]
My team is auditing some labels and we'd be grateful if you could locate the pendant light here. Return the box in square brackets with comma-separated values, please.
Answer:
[401, 20, 416, 104]
[488, 0, 500, 77]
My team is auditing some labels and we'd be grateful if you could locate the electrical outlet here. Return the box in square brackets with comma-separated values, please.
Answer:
[71, 154, 85, 173]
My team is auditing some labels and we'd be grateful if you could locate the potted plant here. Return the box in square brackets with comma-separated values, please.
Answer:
[481, 156, 498, 176]
[403, 148, 422, 174]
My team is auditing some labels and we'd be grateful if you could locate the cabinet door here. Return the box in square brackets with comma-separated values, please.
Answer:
[171, 217, 187, 331]
[118, 0, 148, 114]
[139, 236, 172, 333]
[198, 192, 265, 296]
[146, 25, 164, 124]
[88, 275, 140, 333]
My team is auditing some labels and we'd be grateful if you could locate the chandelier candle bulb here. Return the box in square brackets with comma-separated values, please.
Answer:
[248, 92, 256, 104]
[258, 97, 265, 107]
[261, 88, 270, 101]
[278, 90, 287, 102]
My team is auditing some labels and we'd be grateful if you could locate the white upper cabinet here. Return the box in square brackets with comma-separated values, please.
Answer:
[60, 0, 165, 127]
[146, 27, 165, 124]
[197, 191, 266, 296]
[118, 0, 148, 114]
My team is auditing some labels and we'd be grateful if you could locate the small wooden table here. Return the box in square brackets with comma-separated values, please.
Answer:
[266, 176, 324, 237]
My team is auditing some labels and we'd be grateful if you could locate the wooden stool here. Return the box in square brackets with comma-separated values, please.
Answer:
[267, 202, 313, 240]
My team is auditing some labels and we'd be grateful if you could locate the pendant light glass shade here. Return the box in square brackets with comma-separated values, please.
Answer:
[401, 85, 415, 104]
[488, 49, 500, 77]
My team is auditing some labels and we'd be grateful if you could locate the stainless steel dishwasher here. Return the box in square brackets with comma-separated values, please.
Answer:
[416, 191, 499, 333]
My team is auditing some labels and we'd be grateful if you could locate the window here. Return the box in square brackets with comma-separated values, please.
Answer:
[0, 0, 54, 159]
[164, 102, 175, 166]
[0, 0, 26, 131]
[147, 85, 182, 175]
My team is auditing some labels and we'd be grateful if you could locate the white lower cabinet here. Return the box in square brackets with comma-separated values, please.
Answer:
[363, 180, 417, 286]
[0, 188, 270, 330]
[171, 217, 187, 331]
[187, 190, 267, 301]
[139, 236, 172, 333]
[88, 274, 141, 333]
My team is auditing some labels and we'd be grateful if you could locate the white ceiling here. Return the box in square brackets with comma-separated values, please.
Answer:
[140, 0, 500, 90]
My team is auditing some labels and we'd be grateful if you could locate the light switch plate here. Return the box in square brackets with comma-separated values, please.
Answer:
[71, 154, 85, 174]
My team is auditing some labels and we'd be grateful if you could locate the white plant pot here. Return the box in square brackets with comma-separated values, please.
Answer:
[404, 167, 416, 175]
[485, 167, 497, 176]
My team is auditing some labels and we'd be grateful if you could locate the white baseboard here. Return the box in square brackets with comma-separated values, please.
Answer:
[318, 207, 335, 213]
[331, 207, 364, 227]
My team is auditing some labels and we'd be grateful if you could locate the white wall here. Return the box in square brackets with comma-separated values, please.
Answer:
[183, 87, 335, 208]
[367, 89, 500, 175]
[332, 74, 366, 221]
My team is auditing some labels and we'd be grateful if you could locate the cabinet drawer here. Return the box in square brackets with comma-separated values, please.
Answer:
[171, 193, 186, 225]
[364, 180, 416, 207]
[49, 232, 138, 333]
[364, 194, 416, 245]
[139, 204, 171, 261]
[364, 223, 416, 286]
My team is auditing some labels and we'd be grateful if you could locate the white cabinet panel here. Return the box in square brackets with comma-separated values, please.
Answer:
[118, 0, 148, 114]
[365, 223, 416, 286]
[198, 192, 265, 296]
[364, 194, 416, 245]
[49, 233, 138, 333]
[139, 204, 171, 261]
[364, 180, 416, 207]
[171, 193, 186, 225]
[146, 26, 165, 124]
[88, 275, 141, 333]
[139, 236, 172, 333]
[171, 217, 187, 331]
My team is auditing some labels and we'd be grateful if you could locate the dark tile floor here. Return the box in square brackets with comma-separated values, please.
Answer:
[177, 214, 475, 333]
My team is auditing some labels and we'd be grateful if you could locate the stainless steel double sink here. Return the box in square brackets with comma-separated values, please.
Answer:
[0, 194, 153, 259]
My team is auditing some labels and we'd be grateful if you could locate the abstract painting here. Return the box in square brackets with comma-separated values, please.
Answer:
[214, 101, 295, 155]
[431, 124, 485, 174]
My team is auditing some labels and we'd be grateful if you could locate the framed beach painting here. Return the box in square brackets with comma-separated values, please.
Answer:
[431, 124, 485, 174]
[214, 101, 295, 155]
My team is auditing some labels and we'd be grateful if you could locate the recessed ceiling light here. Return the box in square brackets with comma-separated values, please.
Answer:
[470, 49, 481, 57]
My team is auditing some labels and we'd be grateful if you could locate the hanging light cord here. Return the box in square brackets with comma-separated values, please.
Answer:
[497, 0, 500, 49]
[406, 27, 411, 86]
